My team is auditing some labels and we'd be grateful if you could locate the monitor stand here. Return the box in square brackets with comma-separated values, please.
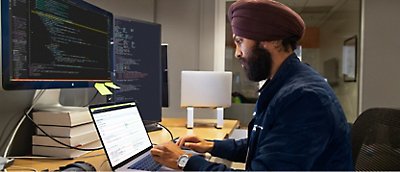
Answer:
[144, 122, 162, 132]
[33, 89, 87, 112]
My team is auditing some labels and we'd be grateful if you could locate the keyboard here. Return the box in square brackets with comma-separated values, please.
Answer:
[128, 154, 162, 171]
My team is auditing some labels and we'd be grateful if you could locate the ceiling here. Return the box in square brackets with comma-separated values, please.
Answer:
[227, 0, 347, 27]
[279, 0, 347, 27]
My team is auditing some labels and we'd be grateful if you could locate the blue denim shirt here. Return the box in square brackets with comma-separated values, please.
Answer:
[184, 54, 354, 171]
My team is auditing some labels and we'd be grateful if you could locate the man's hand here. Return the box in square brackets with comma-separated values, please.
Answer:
[176, 135, 214, 153]
[150, 141, 186, 170]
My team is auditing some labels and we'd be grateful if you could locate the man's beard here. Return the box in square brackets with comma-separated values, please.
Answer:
[241, 43, 272, 82]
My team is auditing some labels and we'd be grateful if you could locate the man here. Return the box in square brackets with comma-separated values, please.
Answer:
[150, 0, 353, 170]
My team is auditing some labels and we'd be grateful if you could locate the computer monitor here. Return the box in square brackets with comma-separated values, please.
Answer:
[1, 0, 113, 90]
[112, 16, 162, 128]
[161, 44, 169, 108]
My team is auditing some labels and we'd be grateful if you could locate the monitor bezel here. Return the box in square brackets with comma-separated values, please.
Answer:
[1, 0, 114, 90]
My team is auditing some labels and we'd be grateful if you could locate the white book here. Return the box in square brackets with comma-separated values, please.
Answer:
[36, 123, 96, 137]
[32, 110, 92, 127]
[32, 130, 99, 147]
[32, 140, 102, 158]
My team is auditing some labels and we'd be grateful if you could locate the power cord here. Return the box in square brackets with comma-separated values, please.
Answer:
[0, 113, 22, 153]
[2, 90, 46, 159]
[25, 114, 103, 151]
[4, 165, 38, 172]
[3, 89, 103, 157]
[24, 90, 103, 151]
[1, 90, 103, 170]
[157, 123, 174, 141]
[142, 120, 173, 141]
[1, 90, 46, 170]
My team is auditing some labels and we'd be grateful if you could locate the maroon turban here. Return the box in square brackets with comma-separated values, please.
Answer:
[228, 0, 305, 41]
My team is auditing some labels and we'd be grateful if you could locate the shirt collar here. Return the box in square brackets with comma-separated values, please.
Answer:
[258, 53, 299, 93]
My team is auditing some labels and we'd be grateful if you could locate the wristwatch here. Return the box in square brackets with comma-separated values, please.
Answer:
[177, 154, 190, 169]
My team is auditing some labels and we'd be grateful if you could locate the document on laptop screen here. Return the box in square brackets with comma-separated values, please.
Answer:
[93, 106, 152, 167]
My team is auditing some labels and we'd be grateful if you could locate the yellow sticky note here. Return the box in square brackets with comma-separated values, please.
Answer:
[105, 82, 120, 89]
[94, 83, 112, 95]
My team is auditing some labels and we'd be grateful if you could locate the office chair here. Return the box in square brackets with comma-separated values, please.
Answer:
[352, 108, 400, 170]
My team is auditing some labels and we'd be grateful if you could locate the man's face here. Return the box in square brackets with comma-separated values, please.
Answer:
[233, 35, 272, 82]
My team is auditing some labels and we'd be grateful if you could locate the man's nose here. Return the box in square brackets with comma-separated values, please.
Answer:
[235, 48, 242, 59]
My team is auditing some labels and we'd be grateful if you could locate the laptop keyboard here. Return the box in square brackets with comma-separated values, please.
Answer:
[128, 154, 162, 171]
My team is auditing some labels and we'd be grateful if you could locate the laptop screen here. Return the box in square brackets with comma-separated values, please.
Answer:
[90, 102, 152, 167]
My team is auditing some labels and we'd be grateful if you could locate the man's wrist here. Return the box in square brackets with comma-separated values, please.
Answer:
[177, 154, 192, 169]
[206, 141, 214, 152]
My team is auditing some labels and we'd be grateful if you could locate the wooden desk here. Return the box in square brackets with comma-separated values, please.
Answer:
[8, 118, 239, 171]
[150, 118, 240, 144]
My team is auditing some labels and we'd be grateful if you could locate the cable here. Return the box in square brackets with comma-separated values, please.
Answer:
[100, 159, 108, 168]
[82, 91, 99, 107]
[79, 153, 105, 159]
[25, 114, 103, 151]
[7, 156, 72, 160]
[0, 113, 18, 147]
[1, 90, 46, 154]
[3, 90, 46, 158]
[157, 123, 174, 141]
[3, 116, 26, 158]
[0, 113, 23, 151]
[3, 89, 103, 157]
[5, 165, 38, 172]
[26, 90, 102, 151]
[143, 120, 174, 141]
[7, 153, 104, 160]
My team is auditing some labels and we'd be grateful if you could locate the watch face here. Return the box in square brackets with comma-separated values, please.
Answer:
[178, 155, 189, 168]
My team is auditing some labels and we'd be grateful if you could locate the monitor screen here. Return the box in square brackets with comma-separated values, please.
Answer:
[112, 16, 161, 123]
[1, 0, 113, 90]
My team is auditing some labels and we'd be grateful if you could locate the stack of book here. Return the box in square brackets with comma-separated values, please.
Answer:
[32, 110, 101, 158]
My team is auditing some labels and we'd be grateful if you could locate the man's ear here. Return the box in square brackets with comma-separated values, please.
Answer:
[262, 40, 284, 52]
[260, 40, 282, 51]
[271, 40, 282, 48]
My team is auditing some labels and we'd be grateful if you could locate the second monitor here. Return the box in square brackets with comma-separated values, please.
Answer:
[112, 16, 162, 130]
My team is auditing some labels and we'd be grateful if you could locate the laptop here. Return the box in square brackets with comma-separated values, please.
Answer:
[180, 71, 232, 108]
[89, 102, 171, 171]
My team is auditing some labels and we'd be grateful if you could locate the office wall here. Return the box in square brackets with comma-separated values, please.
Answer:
[360, 0, 400, 112]
[0, 90, 35, 156]
[156, 0, 226, 118]
[84, 0, 155, 22]
[319, 0, 360, 122]
[156, 0, 200, 117]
